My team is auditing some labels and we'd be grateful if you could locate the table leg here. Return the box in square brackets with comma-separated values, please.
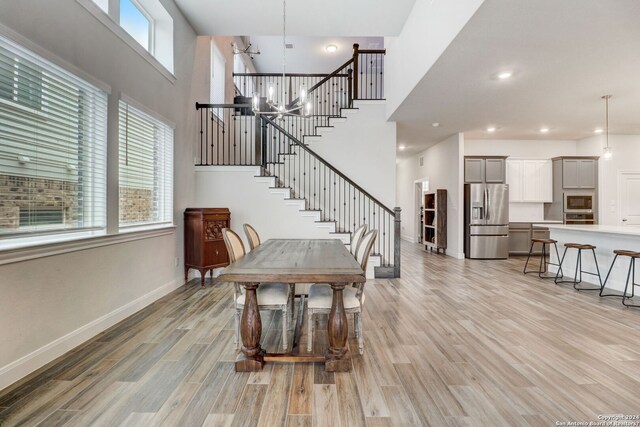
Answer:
[236, 282, 265, 371]
[325, 282, 351, 372]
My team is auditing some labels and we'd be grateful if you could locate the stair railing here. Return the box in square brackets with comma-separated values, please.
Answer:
[260, 115, 399, 277]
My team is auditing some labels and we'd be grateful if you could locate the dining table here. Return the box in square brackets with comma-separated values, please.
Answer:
[217, 238, 366, 372]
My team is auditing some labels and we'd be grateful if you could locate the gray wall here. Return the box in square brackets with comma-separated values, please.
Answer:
[0, 0, 208, 389]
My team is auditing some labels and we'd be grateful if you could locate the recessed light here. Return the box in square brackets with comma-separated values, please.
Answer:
[539, 127, 550, 133]
[325, 44, 337, 53]
[594, 128, 603, 134]
[497, 71, 513, 80]
[398, 145, 406, 150]
[486, 127, 496, 132]
[431, 122, 440, 127]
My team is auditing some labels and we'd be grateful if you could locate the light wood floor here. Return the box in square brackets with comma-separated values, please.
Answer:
[2, 242, 640, 426]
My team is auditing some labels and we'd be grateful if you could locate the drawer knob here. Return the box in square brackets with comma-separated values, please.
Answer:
[215, 250, 219, 255]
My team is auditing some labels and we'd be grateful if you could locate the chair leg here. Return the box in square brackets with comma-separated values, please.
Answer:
[622, 258, 640, 308]
[282, 305, 289, 352]
[553, 243, 564, 279]
[307, 309, 313, 352]
[573, 249, 602, 291]
[523, 242, 535, 274]
[554, 247, 569, 284]
[234, 309, 241, 350]
[600, 254, 620, 297]
[355, 312, 363, 355]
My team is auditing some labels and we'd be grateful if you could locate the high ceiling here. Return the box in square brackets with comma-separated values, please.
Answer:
[393, 0, 640, 157]
[174, 0, 416, 37]
[249, 37, 383, 74]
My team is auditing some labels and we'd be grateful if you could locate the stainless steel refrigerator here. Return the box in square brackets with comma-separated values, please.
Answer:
[464, 183, 509, 259]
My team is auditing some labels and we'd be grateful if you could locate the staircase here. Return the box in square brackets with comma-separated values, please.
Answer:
[194, 45, 400, 278]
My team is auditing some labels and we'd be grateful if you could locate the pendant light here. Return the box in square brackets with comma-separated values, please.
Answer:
[602, 95, 613, 160]
[252, 0, 311, 119]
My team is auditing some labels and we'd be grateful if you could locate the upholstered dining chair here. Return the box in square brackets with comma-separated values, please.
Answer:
[222, 228, 293, 351]
[306, 229, 377, 355]
[243, 223, 295, 321]
[350, 224, 368, 256]
[243, 223, 261, 250]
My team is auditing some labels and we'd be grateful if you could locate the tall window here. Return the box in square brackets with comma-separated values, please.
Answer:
[0, 35, 107, 238]
[118, 100, 173, 228]
[211, 42, 226, 105]
[120, 0, 152, 51]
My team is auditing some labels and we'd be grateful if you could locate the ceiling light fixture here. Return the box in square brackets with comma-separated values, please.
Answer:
[431, 122, 440, 127]
[602, 95, 613, 160]
[539, 127, 550, 133]
[252, 0, 311, 119]
[231, 42, 260, 59]
[325, 44, 338, 53]
[486, 127, 496, 132]
[497, 71, 513, 80]
[398, 145, 406, 150]
[594, 128, 603, 134]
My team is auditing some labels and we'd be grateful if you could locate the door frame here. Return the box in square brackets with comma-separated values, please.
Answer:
[617, 170, 640, 225]
[413, 177, 429, 244]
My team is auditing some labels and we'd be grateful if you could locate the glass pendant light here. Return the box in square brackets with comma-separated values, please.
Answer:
[602, 95, 613, 160]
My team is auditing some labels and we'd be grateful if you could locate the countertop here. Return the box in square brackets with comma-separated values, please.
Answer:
[546, 224, 640, 236]
[509, 220, 564, 225]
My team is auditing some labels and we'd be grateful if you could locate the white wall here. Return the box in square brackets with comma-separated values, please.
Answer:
[396, 133, 464, 258]
[465, 139, 578, 157]
[384, 0, 484, 119]
[0, 0, 206, 390]
[306, 102, 396, 208]
[578, 134, 640, 226]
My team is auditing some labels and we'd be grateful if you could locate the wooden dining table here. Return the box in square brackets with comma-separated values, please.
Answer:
[217, 239, 366, 372]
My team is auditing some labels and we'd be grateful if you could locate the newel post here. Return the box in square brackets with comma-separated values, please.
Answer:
[394, 207, 401, 278]
[352, 43, 359, 101]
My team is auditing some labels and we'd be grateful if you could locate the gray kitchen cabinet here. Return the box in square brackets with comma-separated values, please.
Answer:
[485, 158, 506, 183]
[465, 157, 507, 183]
[509, 223, 532, 255]
[578, 159, 596, 188]
[464, 158, 485, 183]
[562, 158, 597, 189]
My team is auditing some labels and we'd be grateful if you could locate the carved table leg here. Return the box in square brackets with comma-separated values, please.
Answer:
[325, 282, 351, 372]
[235, 282, 265, 371]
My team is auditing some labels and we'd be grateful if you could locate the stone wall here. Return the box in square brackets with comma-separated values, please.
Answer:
[0, 174, 78, 231]
[119, 186, 153, 224]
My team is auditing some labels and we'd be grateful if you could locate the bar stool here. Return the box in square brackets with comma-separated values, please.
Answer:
[600, 249, 640, 308]
[554, 243, 603, 291]
[523, 238, 563, 279]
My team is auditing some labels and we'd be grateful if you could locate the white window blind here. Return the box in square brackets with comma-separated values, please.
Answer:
[118, 100, 173, 228]
[0, 34, 107, 239]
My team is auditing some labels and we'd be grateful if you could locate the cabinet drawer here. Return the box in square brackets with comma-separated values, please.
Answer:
[203, 240, 229, 267]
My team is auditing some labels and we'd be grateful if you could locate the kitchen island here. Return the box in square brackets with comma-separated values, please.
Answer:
[546, 224, 640, 293]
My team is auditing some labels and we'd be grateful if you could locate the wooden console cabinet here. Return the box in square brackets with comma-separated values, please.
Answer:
[184, 208, 231, 286]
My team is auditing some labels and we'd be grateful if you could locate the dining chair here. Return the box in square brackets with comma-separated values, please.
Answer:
[306, 229, 377, 355]
[350, 224, 368, 256]
[222, 228, 293, 351]
[243, 223, 261, 250]
[242, 223, 295, 323]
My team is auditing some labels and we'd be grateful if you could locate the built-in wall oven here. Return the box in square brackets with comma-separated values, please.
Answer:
[564, 193, 595, 224]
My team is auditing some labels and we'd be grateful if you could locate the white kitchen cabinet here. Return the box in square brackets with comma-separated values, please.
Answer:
[506, 159, 553, 203]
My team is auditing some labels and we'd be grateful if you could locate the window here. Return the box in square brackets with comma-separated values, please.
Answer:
[119, 99, 173, 228]
[120, 0, 152, 51]
[211, 41, 226, 105]
[80, 0, 174, 74]
[0, 35, 107, 239]
[91, 0, 109, 13]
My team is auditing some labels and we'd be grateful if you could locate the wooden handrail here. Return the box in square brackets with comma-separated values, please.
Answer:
[261, 115, 394, 216]
[233, 72, 346, 78]
[286, 57, 355, 109]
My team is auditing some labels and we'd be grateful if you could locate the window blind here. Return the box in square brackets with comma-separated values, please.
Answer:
[0, 34, 107, 238]
[118, 100, 173, 227]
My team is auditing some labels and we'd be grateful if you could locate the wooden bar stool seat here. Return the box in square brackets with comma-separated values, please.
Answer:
[554, 242, 603, 291]
[523, 238, 563, 279]
[564, 243, 596, 250]
[601, 249, 640, 308]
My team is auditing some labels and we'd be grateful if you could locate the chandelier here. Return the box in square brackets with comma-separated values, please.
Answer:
[252, 0, 311, 118]
[231, 42, 260, 59]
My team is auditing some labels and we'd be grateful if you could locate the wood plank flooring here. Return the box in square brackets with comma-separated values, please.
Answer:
[2, 242, 640, 426]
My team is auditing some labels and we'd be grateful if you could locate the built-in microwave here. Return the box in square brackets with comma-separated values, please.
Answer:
[564, 194, 594, 213]
[564, 212, 595, 225]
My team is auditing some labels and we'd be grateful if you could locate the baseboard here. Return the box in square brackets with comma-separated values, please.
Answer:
[401, 234, 416, 244]
[0, 276, 185, 392]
